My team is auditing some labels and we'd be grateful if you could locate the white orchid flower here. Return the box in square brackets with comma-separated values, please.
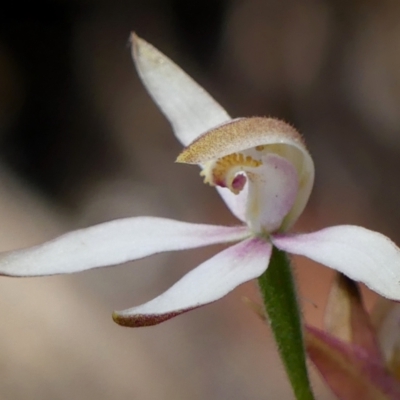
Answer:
[1, 34, 400, 328]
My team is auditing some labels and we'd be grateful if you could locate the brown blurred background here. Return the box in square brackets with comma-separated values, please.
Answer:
[0, 0, 398, 398]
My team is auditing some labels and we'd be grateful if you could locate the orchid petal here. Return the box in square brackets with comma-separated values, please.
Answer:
[177, 117, 314, 230]
[131, 33, 231, 146]
[113, 237, 272, 327]
[0, 217, 249, 276]
[272, 226, 400, 300]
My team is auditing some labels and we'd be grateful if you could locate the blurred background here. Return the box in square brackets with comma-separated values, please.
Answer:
[0, 0, 398, 398]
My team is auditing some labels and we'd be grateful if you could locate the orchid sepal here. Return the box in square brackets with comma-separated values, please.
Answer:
[131, 33, 231, 147]
[112, 237, 272, 327]
[272, 225, 400, 301]
[0, 218, 249, 276]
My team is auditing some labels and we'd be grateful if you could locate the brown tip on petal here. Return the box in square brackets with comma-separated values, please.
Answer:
[176, 117, 306, 165]
[112, 308, 197, 328]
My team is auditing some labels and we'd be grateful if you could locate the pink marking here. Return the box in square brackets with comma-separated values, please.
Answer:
[233, 237, 268, 259]
[232, 174, 247, 192]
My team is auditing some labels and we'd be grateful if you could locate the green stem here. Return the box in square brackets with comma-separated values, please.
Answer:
[258, 246, 314, 400]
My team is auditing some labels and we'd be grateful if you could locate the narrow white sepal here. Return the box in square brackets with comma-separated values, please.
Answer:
[113, 237, 272, 326]
[131, 33, 231, 146]
[0, 217, 249, 276]
[272, 225, 400, 300]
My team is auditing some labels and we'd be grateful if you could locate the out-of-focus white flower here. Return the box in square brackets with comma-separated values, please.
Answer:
[0, 34, 400, 327]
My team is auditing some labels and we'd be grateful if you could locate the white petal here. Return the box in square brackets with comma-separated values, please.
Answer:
[272, 225, 400, 300]
[131, 33, 231, 146]
[0, 217, 249, 276]
[113, 237, 272, 327]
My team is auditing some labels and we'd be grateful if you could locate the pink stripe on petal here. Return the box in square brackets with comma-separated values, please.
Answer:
[273, 226, 400, 300]
[113, 237, 272, 327]
[0, 217, 249, 276]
